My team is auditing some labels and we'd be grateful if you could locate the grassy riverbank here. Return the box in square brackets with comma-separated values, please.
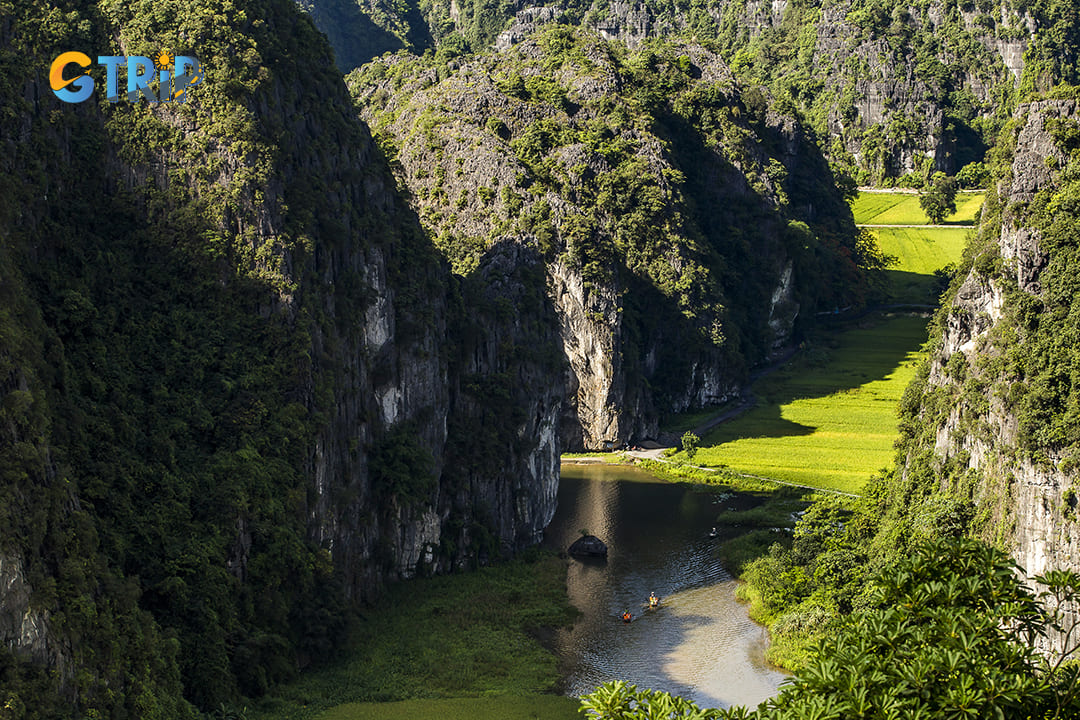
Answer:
[311, 696, 580, 719]
[251, 552, 579, 720]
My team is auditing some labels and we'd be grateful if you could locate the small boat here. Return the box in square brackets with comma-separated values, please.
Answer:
[708, 527, 719, 539]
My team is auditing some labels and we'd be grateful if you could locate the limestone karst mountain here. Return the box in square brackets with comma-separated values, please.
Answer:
[350, 25, 877, 449]
[6, 0, 1080, 715]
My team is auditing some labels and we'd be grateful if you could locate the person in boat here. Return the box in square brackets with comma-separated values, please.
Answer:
[622, 610, 632, 623]
[649, 592, 659, 608]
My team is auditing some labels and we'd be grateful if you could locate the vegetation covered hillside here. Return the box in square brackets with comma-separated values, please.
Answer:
[709, 88, 1080, 676]
[577, 87, 1080, 713]
[349, 24, 885, 449]
[873, 92, 1080, 648]
[303, 0, 1080, 184]
[0, 0, 566, 715]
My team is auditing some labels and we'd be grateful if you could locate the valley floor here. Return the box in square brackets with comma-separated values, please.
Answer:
[670, 313, 928, 495]
[652, 189, 975, 495]
[253, 190, 977, 718]
[251, 554, 579, 720]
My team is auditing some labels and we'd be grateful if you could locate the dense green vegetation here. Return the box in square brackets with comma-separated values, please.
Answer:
[1, 2, 877, 715]
[434, 0, 1021, 183]
[0, 0, 447, 715]
[251, 553, 578, 720]
[2, 0, 585, 708]
[302, 0, 1080, 183]
[710, 0, 1027, 183]
[707, 0, 1080, 183]
[580, 538, 1080, 719]
[298, 0, 514, 69]
[918, 172, 961, 224]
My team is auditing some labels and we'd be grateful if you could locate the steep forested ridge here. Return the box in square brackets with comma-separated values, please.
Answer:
[874, 91, 1080, 651]
[303, 0, 1080, 184]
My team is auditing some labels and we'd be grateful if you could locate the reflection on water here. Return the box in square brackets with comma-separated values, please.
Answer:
[544, 464, 789, 710]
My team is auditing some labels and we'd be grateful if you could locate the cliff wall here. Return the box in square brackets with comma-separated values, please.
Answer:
[886, 97, 1080, 654]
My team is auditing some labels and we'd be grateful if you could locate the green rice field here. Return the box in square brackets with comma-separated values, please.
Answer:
[852, 191, 985, 226]
[873, 226, 969, 275]
[873, 226, 970, 304]
[681, 315, 929, 494]
[671, 189, 974, 494]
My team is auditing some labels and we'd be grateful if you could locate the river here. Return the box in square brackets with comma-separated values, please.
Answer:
[543, 463, 790, 710]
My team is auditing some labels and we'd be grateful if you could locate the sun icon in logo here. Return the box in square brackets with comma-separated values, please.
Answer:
[154, 49, 175, 71]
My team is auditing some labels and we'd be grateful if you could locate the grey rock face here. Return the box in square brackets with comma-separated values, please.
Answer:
[1, 553, 54, 667]
[925, 99, 1080, 657]
[297, 156, 564, 601]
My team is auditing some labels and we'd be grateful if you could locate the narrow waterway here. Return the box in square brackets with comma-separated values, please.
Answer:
[544, 463, 789, 710]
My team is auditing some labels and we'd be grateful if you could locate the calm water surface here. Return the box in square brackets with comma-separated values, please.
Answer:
[544, 463, 789, 710]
